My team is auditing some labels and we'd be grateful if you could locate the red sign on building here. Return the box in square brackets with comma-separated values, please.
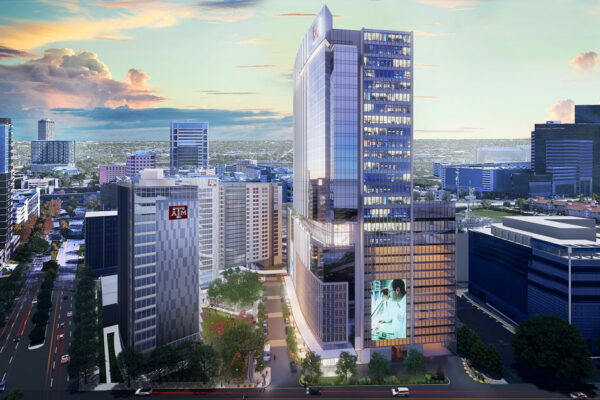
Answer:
[169, 205, 188, 220]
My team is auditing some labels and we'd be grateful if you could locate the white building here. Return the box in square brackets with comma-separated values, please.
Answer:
[12, 188, 40, 225]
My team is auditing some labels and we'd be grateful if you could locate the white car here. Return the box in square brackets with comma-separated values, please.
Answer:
[570, 393, 588, 399]
[392, 387, 410, 397]
[61, 354, 70, 364]
[135, 387, 153, 396]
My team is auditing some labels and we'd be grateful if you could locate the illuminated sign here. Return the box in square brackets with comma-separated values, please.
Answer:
[371, 279, 407, 341]
[208, 179, 217, 187]
[169, 205, 188, 220]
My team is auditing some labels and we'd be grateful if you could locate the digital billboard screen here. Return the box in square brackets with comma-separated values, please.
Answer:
[371, 279, 407, 341]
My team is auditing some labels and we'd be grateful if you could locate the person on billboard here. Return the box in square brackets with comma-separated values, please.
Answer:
[371, 279, 407, 340]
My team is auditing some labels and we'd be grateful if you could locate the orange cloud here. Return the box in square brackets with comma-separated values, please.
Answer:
[415, 63, 442, 68]
[547, 99, 575, 123]
[418, 0, 484, 8]
[569, 51, 599, 70]
[233, 64, 277, 69]
[413, 30, 440, 37]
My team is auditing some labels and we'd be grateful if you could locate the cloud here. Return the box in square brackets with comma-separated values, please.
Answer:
[569, 51, 599, 70]
[0, 48, 165, 115]
[547, 99, 575, 123]
[413, 30, 440, 37]
[236, 39, 270, 44]
[275, 12, 342, 18]
[415, 95, 440, 99]
[418, 0, 484, 8]
[415, 63, 442, 68]
[233, 64, 277, 69]
[101, 0, 160, 8]
[48, 105, 292, 140]
[0, 45, 37, 59]
[198, 0, 261, 8]
[201, 90, 257, 95]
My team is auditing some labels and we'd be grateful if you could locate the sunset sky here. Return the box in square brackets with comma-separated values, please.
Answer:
[1, 0, 599, 141]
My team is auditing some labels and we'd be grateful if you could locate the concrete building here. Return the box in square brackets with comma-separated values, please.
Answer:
[178, 176, 220, 288]
[235, 159, 257, 174]
[99, 162, 126, 184]
[22, 177, 58, 194]
[30, 140, 75, 172]
[170, 122, 208, 173]
[219, 182, 283, 270]
[38, 118, 55, 140]
[0, 118, 13, 263]
[289, 7, 455, 363]
[531, 105, 600, 197]
[126, 152, 156, 177]
[85, 211, 118, 277]
[475, 145, 530, 163]
[469, 216, 600, 353]
[118, 170, 199, 352]
[12, 188, 40, 225]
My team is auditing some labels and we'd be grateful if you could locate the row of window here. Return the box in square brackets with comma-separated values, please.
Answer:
[135, 296, 156, 309]
[365, 91, 411, 102]
[135, 265, 156, 277]
[364, 127, 410, 137]
[135, 317, 156, 331]
[135, 233, 156, 243]
[134, 213, 155, 222]
[134, 328, 156, 342]
[364, 32, 411, 43]
[135, 275, 156, 287]
[364, 115, 412, 126]
[135, 223, 156, 233]
[364, 195, 411, 205]
[134, 254, 156, 266]
[364, 103, 410, 114]
[135, 307, 156, 320]
[364, 44, 411, 57]
[135, 286, 156, 298]
[134, 244, 156, 255]
[364, 79, 411, 91]
[364, 57, 411, 68]
[365, 69, 411, 80]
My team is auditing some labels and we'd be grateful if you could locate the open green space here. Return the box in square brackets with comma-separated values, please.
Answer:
[458, 208, 515, 221]
[200, 308, 237, 344]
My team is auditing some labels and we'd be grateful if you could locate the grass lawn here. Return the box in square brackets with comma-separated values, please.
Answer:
[200, 308, 237, 344]
[459, 208, 516, 221]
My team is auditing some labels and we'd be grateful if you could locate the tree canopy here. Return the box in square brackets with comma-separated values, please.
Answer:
[207, 268, 263, 308]
[335, 351, 357, 382]
[368, 352, 389, 383]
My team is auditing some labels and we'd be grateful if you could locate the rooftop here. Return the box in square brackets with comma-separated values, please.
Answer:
[85, 210, 117, 218]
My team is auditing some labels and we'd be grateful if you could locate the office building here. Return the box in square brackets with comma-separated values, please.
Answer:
[219, 182, 282, 270]
[236, 159, 257, 173]
[126, 152, 156, 177]
[12, 188, 40, 225]
[178, 176, 220, 287]
[170, 122, 208, 173]
[38, 118, 55, 140]
[85, 211, 118, 277]
[469, 216, 600, 353]
[475, 145, 530, 163]
[440, 162, 530, 196]
[30, 140, 75, 172]
[99, 162, 126, 184]
[531, 105, 600, 197]
[0, 118, 13, 263]
[118, 169, 199, 352]
[288, 7, 455, 363]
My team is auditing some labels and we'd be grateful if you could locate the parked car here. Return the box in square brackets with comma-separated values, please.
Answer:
[570, 393, 588, 399]
[290, 362, 297, 373]
[66, 311, 73, 317]
[0, 380, 5, 391]
[306, 387, 320, 395]
[12, 334, 20, 343]
[284, 317, 290, 325]
[61, 354, 70, 364]
[135, 387, 153, 396]
[392, 387, 410, 397]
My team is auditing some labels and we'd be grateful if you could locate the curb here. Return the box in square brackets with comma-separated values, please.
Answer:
[461, 358, 488, 384]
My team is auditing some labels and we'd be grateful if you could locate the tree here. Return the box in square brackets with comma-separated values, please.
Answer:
[512, 315, 594, 381]
[301, 351, 322, 385]
[117, 347, 146, 386]
[28, 236, 49, 254]
[207, 270, 263, 309]
[425, 191, 435, 201]
[441, 191, 452, 201]
[148, 345, 177, 384]
[503, 200, 511, 208]
[456, 325, 477, 358]
[469, 336, 486, 371]
[189, 343, 219, 384]
[335, 351, 357, 382]
[481, 199, 492, 208]
[2, 389, 24, 400]
[484, 344, 503, 377]
[404, 349, 427, 375]
[215, 321, 262, 381]
[368, 352, 389, 383]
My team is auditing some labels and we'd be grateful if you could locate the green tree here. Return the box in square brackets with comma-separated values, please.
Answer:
[442, 191, 452, 201]
[503, 200, 511, 208]
[368, 352, 389, 383]
[456, 325, 476, 358]
[301, 351, 322, 385]
[512, 315, 594, 381]
[404, 349, 427, 375]
[117, 347, 146, 386]
[189, 343, 219, 384]
[481, 199, 492, 208]
[335, 351, 357, 382]
[28, 236, 49, 254]
[2, 389, 24, 400]
[32, 309, 49, 326]
[469, 336, 486, 371]
[215, 321, 262, 381]
[484, 344, 503, 377]
[425, 191, 435, 201]
[148, 345, 176, 384]
[208, 269, 263, 308]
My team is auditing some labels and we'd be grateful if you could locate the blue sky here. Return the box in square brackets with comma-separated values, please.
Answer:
[0, 0, 599, 141]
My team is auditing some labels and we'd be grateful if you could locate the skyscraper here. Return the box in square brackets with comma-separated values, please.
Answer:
[289, 7, 455, 363]
[0, 118, 13, 264]
[38, 118, 55, 140]
[126, 152, 156, 177]
[118, 170, 199, 352]
[170, 121, 209, 173]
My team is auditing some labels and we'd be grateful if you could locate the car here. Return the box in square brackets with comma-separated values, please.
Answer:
[66, 311, 73, 317]
[306, 387, 320, 395]
[263, 327, 268, 335]
[58, 333, 64, 341]
[569, 393, 588, 399]
[280, 296, 284, 302]
[61, 355, 70, 364]
[262, 320, 268, 328]
[134, 387, 153, 396]
[12, 334, 20, 343]
[392, 387, 410, 397]
[58, 322, 65, 328]
[0, 380, 5, 391]
[284, 317, 290, 325]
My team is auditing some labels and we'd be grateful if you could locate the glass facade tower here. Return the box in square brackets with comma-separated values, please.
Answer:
[290, 7, 455, 362]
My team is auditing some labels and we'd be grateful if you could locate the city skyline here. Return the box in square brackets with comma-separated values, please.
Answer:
[1, 0, 599, 141]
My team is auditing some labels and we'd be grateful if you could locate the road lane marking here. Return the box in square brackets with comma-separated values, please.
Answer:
[2, 372, 5, 381]
[53, 361, 55, 369]
[50, 378, 53, 387]
[9, 356, 12, 364]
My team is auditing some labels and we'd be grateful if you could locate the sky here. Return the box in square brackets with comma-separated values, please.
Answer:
[0, 0, 599, 141]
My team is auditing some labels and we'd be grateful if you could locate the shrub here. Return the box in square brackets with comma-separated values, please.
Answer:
[28, 325, 45, 345]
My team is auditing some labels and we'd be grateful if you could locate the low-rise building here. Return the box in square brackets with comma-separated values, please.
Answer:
[12, 188, 40, 225]
[99, 162, 126, 184]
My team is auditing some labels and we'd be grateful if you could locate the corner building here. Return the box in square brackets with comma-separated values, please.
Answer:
[290, 7, 455, 362]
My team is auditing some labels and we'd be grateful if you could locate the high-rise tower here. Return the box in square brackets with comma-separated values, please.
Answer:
[170, 122, 209, 173]
[0, 118, 13, 264]
[38, 118, 55, 140]
[289, 7, 455, 363]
